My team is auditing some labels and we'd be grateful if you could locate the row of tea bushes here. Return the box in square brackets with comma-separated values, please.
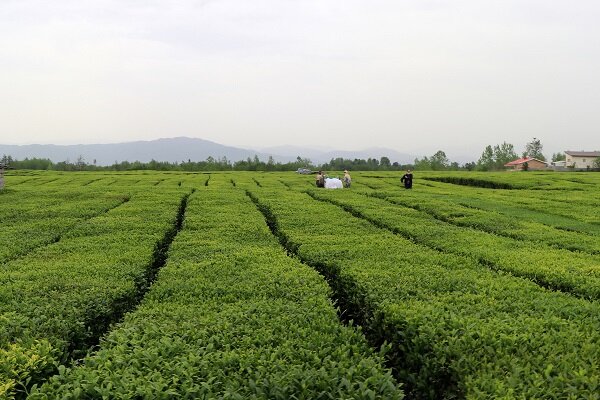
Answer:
[420, 171, 600, 191]
[31, 178, 403, 399]
[378, 175, 600, 228]
[311, 189, 600, 300]
[0, 184, 133, 265]
[377, 172, 599, 206]
[422, 175, 517, 189]
[482, 189, 600, 225]
[0, 174, 179, 265]
[408, 180, 600, 236]
[242, 183, 600, 399]
[0, 187, 188, 399]
[0, 172, 203, 266]
[360, 187, 600, 254]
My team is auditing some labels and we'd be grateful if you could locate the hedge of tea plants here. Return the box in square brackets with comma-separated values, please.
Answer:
[0, 185, 129, 264]
[307, 189, 600, 301]
[0, 182, 188, 398]
[30, 177, 402, 399]
[240, 178, 600, 399]
[1, 170, 598, 398]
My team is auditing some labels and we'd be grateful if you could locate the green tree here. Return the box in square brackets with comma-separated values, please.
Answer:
[523, 137, 545, 161]
[380, 156, 391, 169]
[266, 156, 276, 171]
[464, 161, 476, 171]
[414, 150, 451, 170]
[76, 155, 86, 171]
[477, 145, 495, 171]
[430, 150, 450, 170]
[478, 142, 517, 170]
[593, 157, 600, 169]
[493, 142, 518, 168]
[552, 152, 566, 162]
[413, 156, 430, 170]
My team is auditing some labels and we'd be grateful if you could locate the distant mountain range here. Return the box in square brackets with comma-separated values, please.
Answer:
[0, 137, 417, 166]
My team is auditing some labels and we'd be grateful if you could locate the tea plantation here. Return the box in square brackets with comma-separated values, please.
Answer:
[1, 170, 599, 399]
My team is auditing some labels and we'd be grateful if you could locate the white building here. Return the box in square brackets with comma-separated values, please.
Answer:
[564, 151, 600, 169]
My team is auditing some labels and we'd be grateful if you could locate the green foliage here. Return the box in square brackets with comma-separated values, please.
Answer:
[429, 150, 449, 170]
[414, 150, 451, 171]
[3, 170, 600, 399]
[31, 178, 402, 399]
[0, 186, 129, 264]
[380, 156, 391, 168]
[6, 158, 53, 170]
[423, 175, 515, 189]
[477, 145, 494, 170]
[0, 340, 58, 399]
[0, 175, 188, 397]
[236, 174, 600, 398]
[321, 156, 411, 171]
[523, 137, 546, 161]
[477, 142, 518, 170]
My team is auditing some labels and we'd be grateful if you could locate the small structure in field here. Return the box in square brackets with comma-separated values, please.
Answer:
[504, 157, 547, 171]
[565, 151, 600, 169]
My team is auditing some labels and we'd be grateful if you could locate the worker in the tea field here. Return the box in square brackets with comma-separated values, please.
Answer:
[401, 169, 413, 189]
[315, 171, 325, 188]
[343, 170, 352, 188]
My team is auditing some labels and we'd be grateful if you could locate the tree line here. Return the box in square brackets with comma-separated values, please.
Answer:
[0, 153, 452, 172]
[0, 155, 315, 172]
[2, 138, 597, 171]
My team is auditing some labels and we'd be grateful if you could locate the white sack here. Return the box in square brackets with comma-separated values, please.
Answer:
[325, 178, 343, 189]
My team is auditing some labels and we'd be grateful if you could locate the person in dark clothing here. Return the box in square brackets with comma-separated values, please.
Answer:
[315, 171, 325, 188]
[400, 169, 413, 189]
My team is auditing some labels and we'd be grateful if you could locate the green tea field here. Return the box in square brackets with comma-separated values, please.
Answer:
[1, 170, 599, 399]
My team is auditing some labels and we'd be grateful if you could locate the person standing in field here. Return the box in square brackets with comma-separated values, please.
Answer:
[315, 171, 325, 188]
[343, 170, 352, 188]
[401, 169, 413, 189]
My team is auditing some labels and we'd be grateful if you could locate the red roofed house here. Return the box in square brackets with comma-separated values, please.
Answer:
[565, 151, 600, 169]
[504, 157, 547, 171]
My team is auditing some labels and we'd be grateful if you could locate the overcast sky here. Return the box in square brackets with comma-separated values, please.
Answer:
[1, 0, 599, 158]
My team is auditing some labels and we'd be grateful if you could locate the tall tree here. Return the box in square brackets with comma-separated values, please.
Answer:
[477, 145, 495, 171]
[76, 155, 86, 171]
[430, 150, 449, 170]
[464, 161, 476, 171]
[493, 142, 518, 168]
[413, 156, 430, 170]
[477, 142, 518, 170]
[523, 137, 545, 161]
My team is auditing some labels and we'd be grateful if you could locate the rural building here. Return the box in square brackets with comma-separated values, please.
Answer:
[565, 151, 600, 169]
[504, 157, 547, 171]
